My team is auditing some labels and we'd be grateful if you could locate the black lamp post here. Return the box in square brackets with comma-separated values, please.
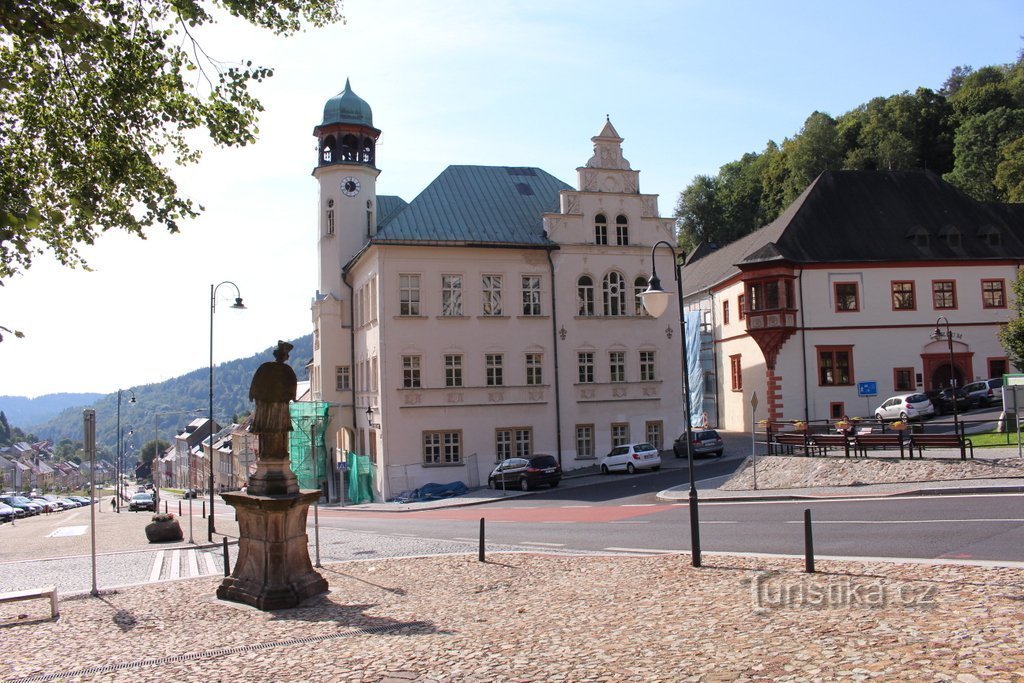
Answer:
[209, 281, 246, 541]
[641, 240, 701, 567]
[932, 316, 966, 460]
[115, 389, 136, 513]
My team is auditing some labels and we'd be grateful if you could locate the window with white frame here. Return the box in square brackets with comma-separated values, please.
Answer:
[611, 423, 630, 447]
[603, 271, 626, 316]
[577, 352, 595, 383]
[482, 274, 503, 316]
[576, 425, 594, 458]
[526, 353, 543, 385]
[399, 274, 421, 316]
[522, 275, 542, 316]
[645, 421, 663, 450]
[336, 366, 350, 391]
[495, 430, 511, 461]
[639, 351, 656, 381]
[615, 215, 629, 245]
[609, 351, 626, 382]
[486, 354, 504, 386]
[594, 214, 608, 245]
[444, 354, 463, 387]
[442, 274, 463, 316]
[634, 277, 649, 315]
[402, 356, 421, 388]
[577, 276, 595, 316]
[423, 431, 461, 464]
[513, 428, 532, 457]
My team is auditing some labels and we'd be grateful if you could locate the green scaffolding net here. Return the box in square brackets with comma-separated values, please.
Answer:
[288, 401, 330, 491]
[344, 452, 376, 504]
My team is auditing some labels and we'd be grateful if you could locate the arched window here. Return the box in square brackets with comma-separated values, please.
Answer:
[594, 214, 608, 245]
[577, 276, 595, 316]
[341, 134, 358, 161]
[603, 271, 626, 316]
[361, 137, 375, 164]
[634, 276, 649, 315]
[616, 215, 629, 245]
[320, 135, 336, 164]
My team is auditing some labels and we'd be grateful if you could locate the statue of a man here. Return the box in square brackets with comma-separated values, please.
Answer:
[248, 341, 297, 459]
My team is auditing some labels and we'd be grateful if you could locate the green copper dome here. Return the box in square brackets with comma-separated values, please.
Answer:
[321, 79, 373, 128]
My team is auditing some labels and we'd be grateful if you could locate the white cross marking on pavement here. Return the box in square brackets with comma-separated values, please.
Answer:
[47, 526, 87, 537]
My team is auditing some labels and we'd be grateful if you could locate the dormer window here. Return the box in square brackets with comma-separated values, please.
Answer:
[906, 226, 929, 248]
[978, 225, 1002, 247]
[939, 225, 961, 248]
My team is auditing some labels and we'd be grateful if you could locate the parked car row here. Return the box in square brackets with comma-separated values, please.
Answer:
[874, 378, 1004, 422]
[0, 493, 95, 522]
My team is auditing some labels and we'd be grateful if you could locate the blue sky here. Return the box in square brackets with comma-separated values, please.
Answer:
[3, 0, 1023, 398]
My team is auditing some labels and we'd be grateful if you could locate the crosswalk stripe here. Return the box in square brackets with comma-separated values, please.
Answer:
[203, 551, 218, 575]
[186, 549, 200, 577]
[169, 550, 181, 580]
[149, 551, 165, 583]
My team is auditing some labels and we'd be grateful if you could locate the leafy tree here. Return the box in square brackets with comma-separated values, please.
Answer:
[0, 0, 345, 283]
[999, 268, 1024, 371]
[674, 175, 722, 253]
[781, 112, 843, 203]
[945, 107, 1024, 201]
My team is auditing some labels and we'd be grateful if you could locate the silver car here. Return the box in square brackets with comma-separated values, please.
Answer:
[874, 393, 935, 422]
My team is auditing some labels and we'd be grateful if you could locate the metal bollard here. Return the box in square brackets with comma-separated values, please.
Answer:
[222, 537, 230, 576]
[178, 500, 182, 516]
[202, 500, 206, 518]
[804, 508, 815, 573]
[478, 518, 485, 562]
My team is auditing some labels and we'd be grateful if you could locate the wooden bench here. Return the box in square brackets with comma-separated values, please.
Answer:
[772, 431, 814, 456]
[910, 434, 974, 459]
[811, 433, 852, 457]
[853, 433, 906, 459]
[0, 586, 58, 619]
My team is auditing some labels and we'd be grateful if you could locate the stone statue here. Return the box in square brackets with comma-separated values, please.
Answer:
[249, 340, 297, 460]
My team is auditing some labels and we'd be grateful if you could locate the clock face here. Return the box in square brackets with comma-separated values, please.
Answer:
[341, 177, 361, 197]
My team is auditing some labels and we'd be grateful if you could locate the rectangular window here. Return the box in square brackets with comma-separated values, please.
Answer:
[595, 221, 607, 245]
[486, 354, 503, 386]
[326, 209, 335, 236]
[982, 279, 1006, 308]
[834, 282, 859, 312]
[495, 430, 511, 461]
[514, 428, 532, 458]
[730, 354, 742, 392]
[609, 351, 626, 382]
[521, 275, 542, 316]
[577, 352, 595, 383]
[891, 281, 915, 310]
[738, 293, 746, 319]
[932, 280, 957, 309]
[830, 402, 844, 420]
[526, 353, 543, 385]
[444, 354, 463, 387]
[442, 274, 463, 316]
[645, 421, 663, 450]
[639, 351, 656, 381]
[722, 300, 730, 325]
[616, 223, 629, 246]
[335, 366, 350, 392]
[371, 356, 379, 392]
[988, 357, 1009, 378]
[894, 367, 914, 391]
[402, 355, 421, 389]
[482, 274, 503, 316]
[423, 431, 461, 465]
[399, 274, 421, 316]
[575, 425, 594, 458]
[818, 346, 853, 386]
[611, 423, 630, 447]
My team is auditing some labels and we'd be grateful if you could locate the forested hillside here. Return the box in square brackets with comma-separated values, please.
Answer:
[675, 50, 1024, 252]
[27, 334, 313, 455]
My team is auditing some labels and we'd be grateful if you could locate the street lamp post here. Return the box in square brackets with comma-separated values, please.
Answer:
[209, 281, 246, 541]
[932, 316, 967, 460]
[115, 389, 136, 513]
[641, 240, 701, 567]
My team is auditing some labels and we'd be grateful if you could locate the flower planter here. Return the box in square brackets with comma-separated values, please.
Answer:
[145, 519, 183, 543]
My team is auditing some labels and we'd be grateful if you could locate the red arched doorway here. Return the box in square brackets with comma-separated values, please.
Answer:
[922, 349, 973, 391]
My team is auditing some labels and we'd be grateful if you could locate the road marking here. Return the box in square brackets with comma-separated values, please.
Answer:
[562, 505, 593, 508]
[519, 542, 564, 547]
[203, 551, 218, 575]
[47, 525, 87, 537]
[169, 550, 181, 580]
[703, 493, 1024, 506]
[453, 537, 478, 542]
[604, 547, 676, 554]
[622, 504, 656, 507]
[187, 549, 200, 577]
[784, 518, 1024, 524]
[149, 551, 165, 583]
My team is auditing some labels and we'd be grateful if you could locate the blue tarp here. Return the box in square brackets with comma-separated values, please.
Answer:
[391, 481, 469, 504]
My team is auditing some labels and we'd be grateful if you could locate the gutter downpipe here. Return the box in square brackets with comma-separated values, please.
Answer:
[546, 248, 564, 468]
[799, 268, 809, 420]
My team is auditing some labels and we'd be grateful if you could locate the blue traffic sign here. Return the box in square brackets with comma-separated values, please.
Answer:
[857, 381, 877, 397]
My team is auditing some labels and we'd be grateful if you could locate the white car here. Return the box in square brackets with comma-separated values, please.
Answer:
[874, 393, 935, 422]
[599, 442, 661, 474]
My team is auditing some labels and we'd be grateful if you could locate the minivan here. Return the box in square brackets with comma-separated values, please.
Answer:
[962, 378, 1003, 408]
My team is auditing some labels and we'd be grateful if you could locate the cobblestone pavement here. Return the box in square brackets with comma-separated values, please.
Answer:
[2, 552, 1023, 682]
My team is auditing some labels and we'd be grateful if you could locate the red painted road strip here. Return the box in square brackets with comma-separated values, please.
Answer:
[325, 504, 677, 523]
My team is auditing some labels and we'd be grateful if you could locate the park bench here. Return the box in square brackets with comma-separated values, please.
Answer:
[909, 433, 974, 460]
[811, 433, 852, 457]
[0, 586, 58, 619]
[853, 433, 906, 459]
[772, 431, 814, 456]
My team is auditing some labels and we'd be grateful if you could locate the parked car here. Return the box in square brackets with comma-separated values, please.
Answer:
[29, 498, 60, 513]
[488, 455, 562, 491]
[963, 378, 1003, 408]
[0, 496, 28, 518]
[128, 492, 155, 512]
[599, 443, 661, 474]
[674, 429, 724, 458]
[0, 501, 16, 523]
[873, 393, 935, 422]
[183, 489, 198, 499]
[926, 387, 972, 415]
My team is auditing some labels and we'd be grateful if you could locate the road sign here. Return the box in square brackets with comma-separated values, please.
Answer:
[857, 381, 877, 397]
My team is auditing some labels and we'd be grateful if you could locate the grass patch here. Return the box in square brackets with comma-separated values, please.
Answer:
[967, 430, 1024, 448]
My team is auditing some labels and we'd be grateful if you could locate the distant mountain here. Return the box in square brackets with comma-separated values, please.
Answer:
[21, 334, 313, 454]
[0, 393, 104, 427]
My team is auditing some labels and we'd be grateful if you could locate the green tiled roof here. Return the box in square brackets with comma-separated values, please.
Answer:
[376, 165, 572, 245]
[321, 79, 374, 128]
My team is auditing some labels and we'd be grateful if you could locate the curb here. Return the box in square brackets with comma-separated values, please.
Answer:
[657, 483, 1024, 503]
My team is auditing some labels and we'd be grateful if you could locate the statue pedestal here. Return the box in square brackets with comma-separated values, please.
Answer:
[216, 490, 328, 611]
